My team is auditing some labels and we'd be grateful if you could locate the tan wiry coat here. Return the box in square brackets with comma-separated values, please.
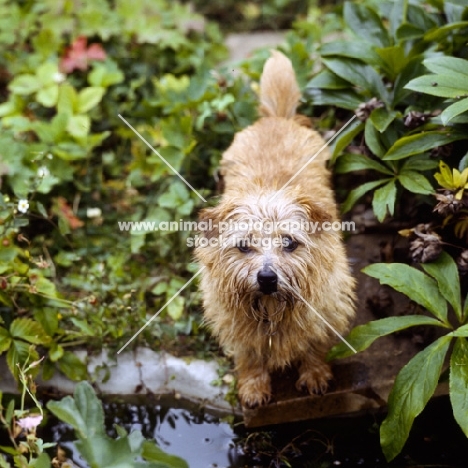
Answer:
[195, 51, 355, 408]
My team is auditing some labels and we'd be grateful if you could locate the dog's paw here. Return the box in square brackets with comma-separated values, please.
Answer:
[239, 378, 272, 408]
[295, 363, 333, 396]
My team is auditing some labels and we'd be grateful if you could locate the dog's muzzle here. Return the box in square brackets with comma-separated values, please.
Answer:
[257, 267, 278, 295]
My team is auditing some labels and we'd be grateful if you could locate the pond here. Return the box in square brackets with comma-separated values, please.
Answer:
[39, 394, 467, 468]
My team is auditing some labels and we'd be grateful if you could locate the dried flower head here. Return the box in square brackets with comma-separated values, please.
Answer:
[409, 224, 442, 263]
[434, 190, 464, 216]
[355, 97, 384, 121]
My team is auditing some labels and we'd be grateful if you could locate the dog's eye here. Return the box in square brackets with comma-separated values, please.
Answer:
[282, 236, 298, 252]
[237, 239, 251, 253]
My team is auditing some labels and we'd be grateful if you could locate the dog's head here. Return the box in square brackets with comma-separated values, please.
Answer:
[194, 189, 338, 319]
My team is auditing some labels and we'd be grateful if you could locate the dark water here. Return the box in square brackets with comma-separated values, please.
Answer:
[4, 395, 468, 468]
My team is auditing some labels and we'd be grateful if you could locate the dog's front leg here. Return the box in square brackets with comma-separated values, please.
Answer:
[296, 345, 333, 395]
[236, 351, 271, 408]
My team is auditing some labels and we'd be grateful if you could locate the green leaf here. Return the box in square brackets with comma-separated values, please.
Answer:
[372, 180, 397, 221]
[363, 263, 448, 324]
[166, 295, 184, 320]
[47, 381, 104, 439]
[0, 327, 12, 353]
[88, 63, 124, 88]
[424, 21, 468, 42]
[341, 179, 388, 214]
[369, 108, 398, 133]
[328, 315, 446, 360]
[383, 132, 466, 161]
[307, 89, 363, 110]
[450, 337, 468, 437]
[36, 85, 59, 107]
[142, 440, 189, 468]
[343, 3, 390, 48]
[57, 84, 78, 115]
[421, 252, 462, 322]
[77, 87, 105, 114]
[57, 351, 88, 381]
[450, 324, 468, 337]
[405, 74, 468, 98]
[48, 342, 64, 362]
[307, 70, 349, 90]
[7, 340, 38, 378]
[380, 336, 451, 461]
[331, 120, 365, 161]
[401, 155, 438, 172]
[33, 452, 52, 468]
[398, 171, 433, 195]
[323, 58, 388, 101]
[335, 153, 393, 175]
[440, 98, 468, 125]
[10, 318, 46, 345]
[423, 56, 468, 76]
[375, 45, 409, 80]
[8, 74, 41, 95]
[319, 41, 382, 66]
[365, 118, 386, 157]
[67, 115, 90, 139]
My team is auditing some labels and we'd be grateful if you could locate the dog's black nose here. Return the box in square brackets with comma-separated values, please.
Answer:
[257, 268, 277, 294]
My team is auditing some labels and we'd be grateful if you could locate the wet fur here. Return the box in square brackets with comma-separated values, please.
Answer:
[195, 51, 356, 408]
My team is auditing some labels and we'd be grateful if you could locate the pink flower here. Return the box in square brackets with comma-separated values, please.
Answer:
[60, 36, 106, 74]
[17, 414, 43, 431]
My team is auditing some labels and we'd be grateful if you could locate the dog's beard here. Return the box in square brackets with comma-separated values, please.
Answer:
[221, 269, 304, 335]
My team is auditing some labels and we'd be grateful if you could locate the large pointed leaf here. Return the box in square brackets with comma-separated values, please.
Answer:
[441, 98, 468, 125]
[365, 118, 386, 157]
[331, 120, 365, 160]
[398, 171, 433, 195]
[450, 337, 468, 438]
[405, 73, 468, 98]
[323, 58, 388, 101]
[369, 108, 399, 133]
[343, 3, 390, 48]
[335, 153, 393, 175]
[423, 56, 468, 76]
[319, 41, 382, 66]
[450, 324, 468, 337]
[341, 179, 388, 213]
[380, 336, 451, 461]
[328, 315, 447, 360]
[363, 263, 448, 324]
[421, 252, 462, 322]
[383, 132, 465, 160]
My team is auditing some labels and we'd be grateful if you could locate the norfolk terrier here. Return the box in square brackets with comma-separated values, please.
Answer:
[195, 51, 356, 408]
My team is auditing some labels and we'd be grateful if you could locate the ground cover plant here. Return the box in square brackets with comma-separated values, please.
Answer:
[0, 0, 468, 466]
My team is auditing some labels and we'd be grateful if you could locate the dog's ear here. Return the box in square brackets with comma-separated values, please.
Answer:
[296, 195, 334, 224]
[198, 205, 224, 239]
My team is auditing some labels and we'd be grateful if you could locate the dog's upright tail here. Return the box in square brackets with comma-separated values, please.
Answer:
[259, 50, 301, 119]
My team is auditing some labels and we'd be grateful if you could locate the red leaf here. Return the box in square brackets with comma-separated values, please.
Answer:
[86, 43, 106, 61]
[60, 36, 106, 74]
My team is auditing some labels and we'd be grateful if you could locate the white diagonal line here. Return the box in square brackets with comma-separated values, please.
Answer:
[118, 114, 207, 203]
[117, 266, 206, 354]
[270, 266, 357, 354]
[272, 115, 358, 200]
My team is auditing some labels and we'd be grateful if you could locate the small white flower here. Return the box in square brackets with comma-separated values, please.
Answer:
[52, 72, 66, 83]
[17, 199, 29, 214]
[46, 153, 53, 159]
[87, 207, 102, 218]
[17, 414, 43, 431]
[37, 166, 50, 178]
